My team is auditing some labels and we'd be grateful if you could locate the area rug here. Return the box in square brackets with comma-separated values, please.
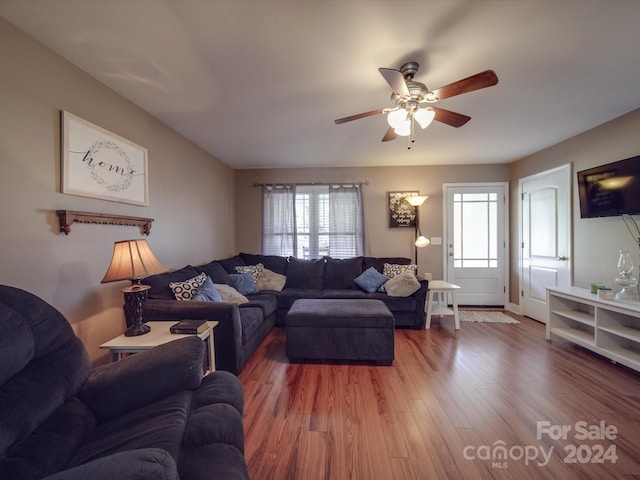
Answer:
[458, 310, 520, 324]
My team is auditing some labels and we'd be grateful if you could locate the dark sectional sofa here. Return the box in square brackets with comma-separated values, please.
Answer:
[142, 253, 428, 375]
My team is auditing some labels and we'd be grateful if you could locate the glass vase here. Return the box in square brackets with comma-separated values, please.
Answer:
[615, 250, 639, 300]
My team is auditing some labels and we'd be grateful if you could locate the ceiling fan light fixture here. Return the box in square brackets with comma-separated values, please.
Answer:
[387, 108, 409, 129]
[394, 121, 411, 136]
[414, 107, 435, 129]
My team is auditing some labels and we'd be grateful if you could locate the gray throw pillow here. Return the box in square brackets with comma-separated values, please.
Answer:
[354, 266, 389, 293]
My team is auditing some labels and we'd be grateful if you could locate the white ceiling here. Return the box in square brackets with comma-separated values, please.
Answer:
[2, 0, 640, 169]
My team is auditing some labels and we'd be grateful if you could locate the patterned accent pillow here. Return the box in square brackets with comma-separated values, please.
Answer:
[169, 272, 208, 300]
[235, 263, 264, 283]
[379, 263, 417, 292]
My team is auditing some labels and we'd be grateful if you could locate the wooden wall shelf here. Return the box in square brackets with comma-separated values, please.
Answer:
[57, 210, 154, 235]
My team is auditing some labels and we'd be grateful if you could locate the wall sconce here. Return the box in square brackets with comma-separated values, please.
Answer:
[406, 195, 430, 263]
[102, 239, 168, 336]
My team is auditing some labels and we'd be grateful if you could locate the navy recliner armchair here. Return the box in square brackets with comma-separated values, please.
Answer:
[0, 285, 249, 480]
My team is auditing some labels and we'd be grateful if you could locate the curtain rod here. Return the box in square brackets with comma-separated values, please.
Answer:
[253, 181, 369, 187]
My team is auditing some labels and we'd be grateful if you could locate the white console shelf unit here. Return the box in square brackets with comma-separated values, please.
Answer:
[546, 286, 640, 372]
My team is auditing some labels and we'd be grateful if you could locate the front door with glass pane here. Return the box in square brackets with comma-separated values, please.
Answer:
[444, 184, 508, 306]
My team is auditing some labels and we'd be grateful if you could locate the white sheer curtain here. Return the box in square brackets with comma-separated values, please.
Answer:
[262, 185, 296, 256]
[328, 184, 364, 258]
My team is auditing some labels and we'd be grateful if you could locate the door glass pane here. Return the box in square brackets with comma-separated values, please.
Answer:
[463, 202, 488, 259]
[453, 191, 498, 268]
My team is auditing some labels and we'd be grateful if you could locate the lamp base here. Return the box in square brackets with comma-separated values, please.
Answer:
[124, 322, 151, 337]
[122, 284, 152, 336]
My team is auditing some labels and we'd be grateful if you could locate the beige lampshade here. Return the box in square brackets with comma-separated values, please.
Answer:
[406, 195, 429, 207]
[415, 235, 431, 248]
[101, 239, 168, 283]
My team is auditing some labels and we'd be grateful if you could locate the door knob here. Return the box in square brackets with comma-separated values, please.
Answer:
[557, 256, 568, 261]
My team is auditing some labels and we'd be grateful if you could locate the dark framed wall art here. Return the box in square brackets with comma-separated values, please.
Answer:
[61, 111, 149, 206]
[388, 191, 418, 228]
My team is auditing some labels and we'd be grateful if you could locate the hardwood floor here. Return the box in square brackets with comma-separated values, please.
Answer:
[238, 313, 640, 479]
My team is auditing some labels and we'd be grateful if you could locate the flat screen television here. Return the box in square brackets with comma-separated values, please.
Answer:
[577, 156, 640, 218]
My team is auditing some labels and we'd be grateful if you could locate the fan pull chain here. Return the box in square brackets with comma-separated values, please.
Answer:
[408, 117, 415, 149]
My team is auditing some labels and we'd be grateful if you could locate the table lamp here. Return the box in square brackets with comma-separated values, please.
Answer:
[102, 239, 168, 336]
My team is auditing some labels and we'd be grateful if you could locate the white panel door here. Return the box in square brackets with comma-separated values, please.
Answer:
[444, 183, 508, 306]
[520, 164, 572, 323]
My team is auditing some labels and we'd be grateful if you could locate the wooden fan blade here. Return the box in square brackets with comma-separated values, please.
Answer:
[430, 70, 498, 101]
[432, 107, 471, 128]
[335, 109, 384, 124]
[382, 127, 397, 142]
[379, 68, 410, 97]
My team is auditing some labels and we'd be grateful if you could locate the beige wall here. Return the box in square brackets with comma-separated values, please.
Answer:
[235, 164, 510, 280]
[0, 19, 235, 364]
[509, 108, 640, 304]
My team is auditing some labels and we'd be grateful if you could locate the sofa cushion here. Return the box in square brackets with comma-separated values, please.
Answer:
[218, 256, 247, 274]
[321, 289, 367, 299]
[0, 398, 96, 480]
[68, 392, 192, 468]
[354, 266, 389, 293]
[243, 294, 278, 318]
[284, 258, 325, 289]
[191, 277, 223, 302]
[169, 273, 208, 301]
[384, 271, 421, 297]
[239, 307, 264, 345]
[276, 288, 323, 310]
[194, 261, 233, 286]
[256, 268, 286, 292]
[365, 292, 417, 312]
[323, 257, 363, 290]
[239, 253, 288, 275]
[142, 266, 200, 300]
[229, 273, 259, 295]
[46, 449, 178, 480]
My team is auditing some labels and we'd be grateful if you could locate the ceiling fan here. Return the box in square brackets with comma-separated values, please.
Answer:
[335, 62, 498, 147]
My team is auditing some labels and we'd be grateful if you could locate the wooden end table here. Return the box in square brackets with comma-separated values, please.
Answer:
[425, 280, 461, 330]
[100, 321, 218, 373]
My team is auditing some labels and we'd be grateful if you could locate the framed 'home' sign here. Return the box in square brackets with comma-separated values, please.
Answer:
[61, 111, 149, 206]
[388, 191, 418, 228]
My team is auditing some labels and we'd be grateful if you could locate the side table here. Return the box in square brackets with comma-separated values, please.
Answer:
[425, 280, 461, 330]
[100, 321, 218, 373]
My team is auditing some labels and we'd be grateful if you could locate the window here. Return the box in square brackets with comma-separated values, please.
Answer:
[262, 184, 364, 259]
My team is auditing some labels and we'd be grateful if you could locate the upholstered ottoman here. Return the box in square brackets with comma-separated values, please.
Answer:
[285, 298, 395, 365]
